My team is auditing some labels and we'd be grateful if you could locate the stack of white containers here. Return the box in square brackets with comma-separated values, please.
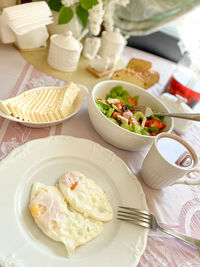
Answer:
[0, 1, 53, 49]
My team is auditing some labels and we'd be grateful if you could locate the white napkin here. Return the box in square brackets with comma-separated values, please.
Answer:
[0, 1, 53, 42]
[0, 14, 16, 43]
[11, 18, 53, 35]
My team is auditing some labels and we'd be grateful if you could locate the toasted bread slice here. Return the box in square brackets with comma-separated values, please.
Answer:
[142, 69, 159, 88]
[111, 68, 159, 89]
[111, 68, 148, 88]
[126, 58, 152, 73]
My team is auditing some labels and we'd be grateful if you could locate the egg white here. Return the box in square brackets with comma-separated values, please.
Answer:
[29, 182, 103, 257]
[59, 171, 113, 222]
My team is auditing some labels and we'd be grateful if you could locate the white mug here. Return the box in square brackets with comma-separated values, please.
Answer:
[140, 133, 200, 189]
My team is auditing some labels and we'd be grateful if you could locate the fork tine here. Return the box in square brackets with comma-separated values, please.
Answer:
[132, 106, 145, 111]
[117, 217, 150, 229]
[118, 210, 150, 224]
[118, 206, 150, 217]
[117, 212, 150, 224]
[117, 206, 151, 229]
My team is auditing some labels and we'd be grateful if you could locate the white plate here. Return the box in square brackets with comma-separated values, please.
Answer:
[0, 136, 148, 267]
[0, 84, 88, 128]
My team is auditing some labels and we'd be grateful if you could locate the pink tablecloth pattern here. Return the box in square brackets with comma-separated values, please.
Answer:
[1, 45, 200, 266]
[0, 64, 64, 160]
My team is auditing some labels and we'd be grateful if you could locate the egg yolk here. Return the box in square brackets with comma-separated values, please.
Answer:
[30, 204, 46, 217]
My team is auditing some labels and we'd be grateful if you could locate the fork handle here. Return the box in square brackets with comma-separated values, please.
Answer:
[158, 225, 200, 249]
[153, 113, 200, 121]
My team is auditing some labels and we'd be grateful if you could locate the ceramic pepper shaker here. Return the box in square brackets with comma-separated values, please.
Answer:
[98, 28, 126, 67]
[83, 37, 101, 60]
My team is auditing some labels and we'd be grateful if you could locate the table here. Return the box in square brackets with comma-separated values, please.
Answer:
[1, 42, 200, 266]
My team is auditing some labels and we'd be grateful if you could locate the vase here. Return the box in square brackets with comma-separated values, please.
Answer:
[47, 10, 83, 39]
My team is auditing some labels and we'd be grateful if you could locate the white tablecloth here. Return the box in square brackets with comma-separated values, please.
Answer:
[1, 42, 200, 266]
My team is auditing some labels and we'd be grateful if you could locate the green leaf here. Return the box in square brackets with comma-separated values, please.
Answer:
[96, 100, 110, 114]
[48, 0, 62, 12]
[133, 124, 142, 134]
[58, 6, 73, 25]
[76, 5, 88, 28]
[80, 0, 98, 10]
[106, 86, 123, 99]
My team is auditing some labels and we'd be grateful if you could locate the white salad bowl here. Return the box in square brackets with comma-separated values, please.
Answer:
[88, 80, 174, 151]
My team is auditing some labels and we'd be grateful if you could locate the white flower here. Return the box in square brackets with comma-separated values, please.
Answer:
[117, 0, 129, 6]
[61, 0, 79, 7]
[103, 0, 115, 32]
[61, 0, 130, 35]
[88, 0, 104, 36]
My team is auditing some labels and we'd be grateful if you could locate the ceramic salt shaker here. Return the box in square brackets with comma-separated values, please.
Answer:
[83, 37, 101, 60]
[98, 28, 126, 67]
[47, 31, 83, 72]
[159, 93, 193, 135]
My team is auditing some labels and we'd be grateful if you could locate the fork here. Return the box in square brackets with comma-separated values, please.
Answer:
[118, 206, 200, 249]
[132, 106, 200, 121]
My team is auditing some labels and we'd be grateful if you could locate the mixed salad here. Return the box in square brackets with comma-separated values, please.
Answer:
[96, 85, 166, 136]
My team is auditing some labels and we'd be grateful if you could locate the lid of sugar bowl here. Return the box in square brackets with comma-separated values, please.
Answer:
[51, 31, 81, 50]
[102, 28, 125, 44]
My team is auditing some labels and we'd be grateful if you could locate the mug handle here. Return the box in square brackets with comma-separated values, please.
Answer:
[173, 168, 200, 185]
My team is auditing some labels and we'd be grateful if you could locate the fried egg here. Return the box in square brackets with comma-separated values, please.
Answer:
[29, 182, 103, 256]
[59, 171, 113, 222]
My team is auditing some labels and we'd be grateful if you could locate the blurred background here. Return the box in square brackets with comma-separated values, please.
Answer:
[1, 0, 199, 107]
[1, 0, 200, 62]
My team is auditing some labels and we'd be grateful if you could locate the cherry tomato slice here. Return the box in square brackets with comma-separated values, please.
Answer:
[112, 111, 121, 119]
[114, 103, 125, 111]
[130, 117, 139, 125]
[145, 119, 166, 129]
[127, 96, 137, 107]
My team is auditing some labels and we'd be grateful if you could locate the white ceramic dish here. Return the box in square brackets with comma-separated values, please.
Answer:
[89, 80, 174, 151]
[0, 84, 88, 128]
[0, 135, 148, 267]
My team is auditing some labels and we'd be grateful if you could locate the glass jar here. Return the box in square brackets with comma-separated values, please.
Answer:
[165, 49, 200, 107]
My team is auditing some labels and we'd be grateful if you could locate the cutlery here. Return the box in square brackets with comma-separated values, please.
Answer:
[117, 206, 200, 249]
[132, 106, 200, 121]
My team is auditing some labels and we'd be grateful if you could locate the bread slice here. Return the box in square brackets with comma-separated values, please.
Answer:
[126, 58, 152, 72]
[111, 68, 159, 89]
[111, 68, 148, 88]
[142, 69, 159, 88]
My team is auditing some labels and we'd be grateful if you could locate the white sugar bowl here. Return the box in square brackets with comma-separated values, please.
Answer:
[47, 31, 83, 72]
[98, 28, 126, 66]
[159, 93, 193, 135]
